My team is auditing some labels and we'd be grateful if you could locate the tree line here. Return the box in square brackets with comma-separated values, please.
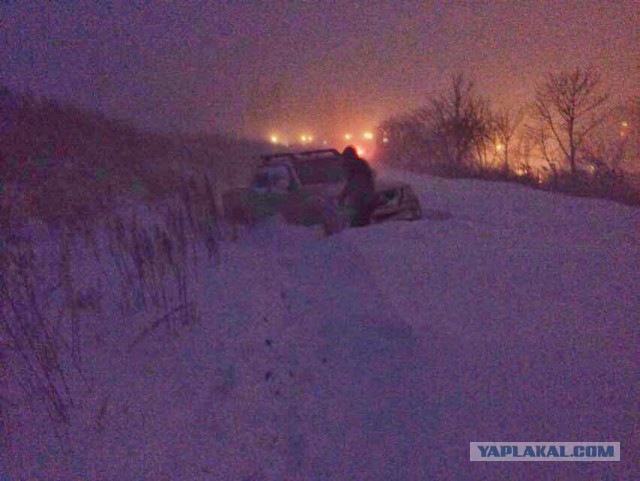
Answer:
[376, 68, 639, 204]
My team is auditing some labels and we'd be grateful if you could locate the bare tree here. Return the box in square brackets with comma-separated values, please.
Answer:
[493, 108, 524, 173]
[533, 67, 609, 176]
[428, 74, 490, 172]
[471, 99, 495, 173]
[377, 74, 494, 175]
[377, 113, 433, 168]
[531, 123, 560, 181]
[581, 98, 640, 175]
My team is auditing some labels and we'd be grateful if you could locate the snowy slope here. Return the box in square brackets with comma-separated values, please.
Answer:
[2, 171, 638, 480]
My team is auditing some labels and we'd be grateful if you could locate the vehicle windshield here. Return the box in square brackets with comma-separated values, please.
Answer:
[251, 165, 291, 192]
[293, 157, 346, 185]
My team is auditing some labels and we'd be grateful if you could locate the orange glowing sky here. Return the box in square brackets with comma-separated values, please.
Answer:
[2, 1, 638, 140]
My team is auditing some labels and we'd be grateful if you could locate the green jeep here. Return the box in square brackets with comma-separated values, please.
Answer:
[222, 149, 422, 236]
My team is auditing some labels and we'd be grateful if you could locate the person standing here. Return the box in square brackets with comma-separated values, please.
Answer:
[337, 146, 376, 227]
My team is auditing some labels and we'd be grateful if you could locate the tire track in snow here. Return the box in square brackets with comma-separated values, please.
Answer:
[275, 235, 440, 480]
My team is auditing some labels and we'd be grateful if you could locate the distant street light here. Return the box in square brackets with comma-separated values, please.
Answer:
[620, 120, 629, 137]
[363, 132, 373, 140]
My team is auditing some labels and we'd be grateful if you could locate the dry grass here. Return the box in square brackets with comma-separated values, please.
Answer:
[0, 87, 262, 436]
[0, 174, 223, 433]
[0, 232, 75, 424]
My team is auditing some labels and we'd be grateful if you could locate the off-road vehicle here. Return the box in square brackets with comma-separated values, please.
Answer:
[222, 149, 422, 236]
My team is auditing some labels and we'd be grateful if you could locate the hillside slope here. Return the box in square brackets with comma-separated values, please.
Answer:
[2, 170, 638, 480]
[0, 87, 263, 228]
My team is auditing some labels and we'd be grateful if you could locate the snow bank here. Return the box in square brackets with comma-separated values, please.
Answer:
[1, 171, 637, 480]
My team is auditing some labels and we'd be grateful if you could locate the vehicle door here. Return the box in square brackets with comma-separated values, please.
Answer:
[249, 164, 294, 218]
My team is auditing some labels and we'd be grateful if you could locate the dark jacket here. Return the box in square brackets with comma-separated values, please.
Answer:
[337, 157, 375, 205]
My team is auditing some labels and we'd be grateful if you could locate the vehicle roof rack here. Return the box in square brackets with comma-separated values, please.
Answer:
[260, 149, 342, 163]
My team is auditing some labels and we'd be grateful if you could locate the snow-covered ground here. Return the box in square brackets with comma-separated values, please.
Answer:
[2, 170, 638, 480]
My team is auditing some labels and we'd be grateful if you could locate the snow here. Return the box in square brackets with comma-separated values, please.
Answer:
[1, 170, 638, 480]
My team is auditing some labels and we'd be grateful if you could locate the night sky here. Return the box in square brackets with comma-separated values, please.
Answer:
[2, 1, 638, 141]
